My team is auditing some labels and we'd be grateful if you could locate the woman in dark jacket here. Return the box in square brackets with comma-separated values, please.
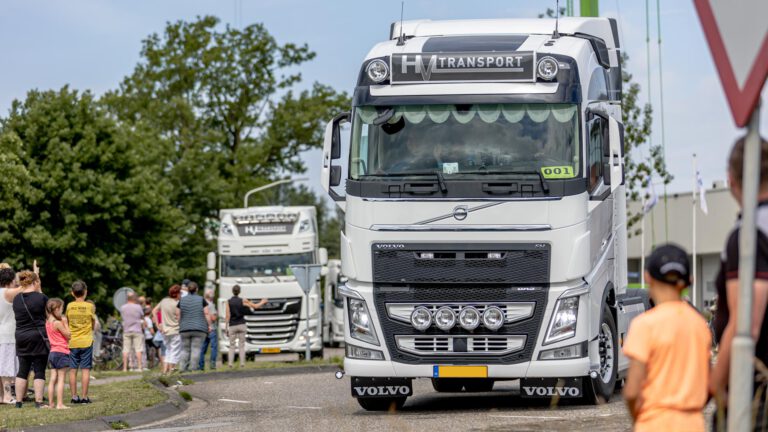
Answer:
[13, 270, 49, 408]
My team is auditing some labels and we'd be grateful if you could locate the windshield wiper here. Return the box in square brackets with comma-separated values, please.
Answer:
[460, 170, 550, 194]
[359, 171, 448, 193]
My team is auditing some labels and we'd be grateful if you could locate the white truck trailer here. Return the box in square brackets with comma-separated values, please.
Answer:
[320, 17, 649, 410]
[322, 259, 345, 346]
[208, 206, 327, 360]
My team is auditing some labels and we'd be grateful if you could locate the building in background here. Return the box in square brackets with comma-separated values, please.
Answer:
[627, 182, 739, 306]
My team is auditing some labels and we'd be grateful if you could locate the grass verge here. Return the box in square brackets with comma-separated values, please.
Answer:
[0, 378, 167, 430]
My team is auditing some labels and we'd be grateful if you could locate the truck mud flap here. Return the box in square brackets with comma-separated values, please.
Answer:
[351, 377, 413, 398]
[520, 377, 583, 398]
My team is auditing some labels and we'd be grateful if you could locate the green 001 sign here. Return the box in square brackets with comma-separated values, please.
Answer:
[540, 166, 575, 179]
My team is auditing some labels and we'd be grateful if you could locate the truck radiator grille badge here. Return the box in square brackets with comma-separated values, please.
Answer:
[243, 297, 301, 344]
[395, 335, 526, 356]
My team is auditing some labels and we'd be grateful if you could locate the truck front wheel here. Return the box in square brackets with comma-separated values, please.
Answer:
[356, 397, 407, 411]
[587, 304, 618, 404]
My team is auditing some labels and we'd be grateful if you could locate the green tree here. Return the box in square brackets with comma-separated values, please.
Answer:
[105, 15, 349, 278]
[0, 88, 187, 309]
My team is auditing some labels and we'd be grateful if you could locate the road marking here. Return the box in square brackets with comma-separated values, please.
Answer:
[137, 422, 233, 431]
[489, 415, 565, 420]
[263, 381, 274, 384]
[286, 405, 323, 410]
[218, 398, 251, 404]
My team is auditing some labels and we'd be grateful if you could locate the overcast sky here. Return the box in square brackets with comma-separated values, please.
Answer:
[1, 0, 766, 200]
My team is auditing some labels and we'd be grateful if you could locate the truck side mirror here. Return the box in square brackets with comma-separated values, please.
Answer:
[318, 247, 329, 266]
[321, 112, 350, 205]
[206, 252, 216, 271]
[330, 166, 342, 187]
[607, 117, 624, 192]
[206, 270, 216, 283]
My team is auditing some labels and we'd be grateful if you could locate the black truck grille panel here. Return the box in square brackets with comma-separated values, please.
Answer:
[372, 243, 550, 284]
[374, 285, 548, 365]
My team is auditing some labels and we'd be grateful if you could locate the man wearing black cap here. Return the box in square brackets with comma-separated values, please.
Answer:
[710, 136, 768, 430]
[623, 244, 712, 432]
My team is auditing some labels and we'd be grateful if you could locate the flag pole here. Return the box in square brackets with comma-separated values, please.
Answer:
[641, 195, 646, 289]
[692, 153, 698, 309]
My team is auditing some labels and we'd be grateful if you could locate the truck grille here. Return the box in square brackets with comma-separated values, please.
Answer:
[244, 297, 301, 344]
[374, 285, 548, 365]
[395, 335, 526, 356]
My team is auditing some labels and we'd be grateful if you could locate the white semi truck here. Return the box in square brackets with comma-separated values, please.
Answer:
[322, 259, 345, 346]
[208, 205, 327, 360]
[320, 17, 649, 410]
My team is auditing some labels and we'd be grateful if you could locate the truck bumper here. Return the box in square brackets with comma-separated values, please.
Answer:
[343, 356, 590, 379]
[219, 319, 323, 354]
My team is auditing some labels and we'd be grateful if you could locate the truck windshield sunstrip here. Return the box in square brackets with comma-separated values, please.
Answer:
[350, 103, 580, 180]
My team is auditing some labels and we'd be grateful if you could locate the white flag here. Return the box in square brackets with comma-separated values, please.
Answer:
[643, 182, 657, 215]
[697, 170, 708, 215]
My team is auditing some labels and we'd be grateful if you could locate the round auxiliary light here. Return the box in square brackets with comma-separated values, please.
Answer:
[366, 59, 390, 83]
[434, 306, 457, 331]
[482, 306, 505, 331]
[410, 306, 433, 332]
[537, 56, 559, 81]
[458, 306, 481, 331]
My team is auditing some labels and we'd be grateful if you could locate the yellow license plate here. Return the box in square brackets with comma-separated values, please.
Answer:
[434, 365, 488, 378]
[260, 347, 281, 354]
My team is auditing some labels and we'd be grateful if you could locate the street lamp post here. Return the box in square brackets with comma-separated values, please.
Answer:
[243, 177, 309, 208]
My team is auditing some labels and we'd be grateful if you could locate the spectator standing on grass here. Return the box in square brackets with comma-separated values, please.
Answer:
[153, 285, 181, 375]
[177, 281, 210, 371]
[198, 288, 218, 370]
[120, 291, 145, 372]
[623, 244, 711, 432]
[13, 270, 48, 409]
[66, 280, 95, 404]
[142, 307, 156, 368]
[710, 137, 768, 431]
[45, 298, 70, 409]
[0, 264, 22, 405]
[180, 279, 190, 298]
[226, 285, 267, 368]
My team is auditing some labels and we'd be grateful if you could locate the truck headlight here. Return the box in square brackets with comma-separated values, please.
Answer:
[220, 222, 234, 236]
[298, 219, 311, 233]
[299, 329, 317, 341]
[410, 306, 432, 331]
[348, 298, 379, 345]
[544, 296, 579, 345]
[366, 59, 389, 83]
[482, 306, 504, 331]
[537, 56, 559, 80]
[434, 306, 456, 331]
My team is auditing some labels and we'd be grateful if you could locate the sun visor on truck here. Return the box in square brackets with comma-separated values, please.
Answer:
[390, 52, 536, 84]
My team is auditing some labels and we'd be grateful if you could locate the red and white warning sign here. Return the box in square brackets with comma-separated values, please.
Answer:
[694, 0, 768, 127]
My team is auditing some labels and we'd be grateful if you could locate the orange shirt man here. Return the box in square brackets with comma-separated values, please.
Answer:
[623, 244, 712, 432]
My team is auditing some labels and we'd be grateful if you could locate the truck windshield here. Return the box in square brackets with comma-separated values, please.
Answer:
[221, 253, 313, 278]
[349, 103, 580, 180]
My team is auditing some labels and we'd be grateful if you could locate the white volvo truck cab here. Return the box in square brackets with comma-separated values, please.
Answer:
[320, 18, 650, 411]
[322, 259, 346, 346]
[209, 206, 327, 360]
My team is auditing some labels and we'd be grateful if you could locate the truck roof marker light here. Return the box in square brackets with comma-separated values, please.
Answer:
[537, 56, 559, 81]
[410, 306, 432, 331]
[482, 306, 504, 331]
[434, 306, 456, 331]
[366, 59, 389, 83]
[458, 306, 481, 331]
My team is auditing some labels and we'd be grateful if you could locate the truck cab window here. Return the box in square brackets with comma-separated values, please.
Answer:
[587, 116, 606, 192]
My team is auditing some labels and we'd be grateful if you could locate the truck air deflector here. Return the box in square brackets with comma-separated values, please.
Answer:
[421, 35, 529, 53]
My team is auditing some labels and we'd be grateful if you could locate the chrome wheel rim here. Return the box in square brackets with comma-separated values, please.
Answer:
[598, 322, 614, 384]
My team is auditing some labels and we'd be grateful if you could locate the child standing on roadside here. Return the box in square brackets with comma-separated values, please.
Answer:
[45, 298, 70, 409]
[66, 280, 96, 404]
[622, 244, 711, 432]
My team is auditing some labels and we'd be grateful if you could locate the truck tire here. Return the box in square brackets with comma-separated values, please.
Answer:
[463, 379, 495, 392]
[587, 304, 618, 404]
[626, 288, 653, 310]
[356, 397, 407, 411]
[431, 378, 464, 392]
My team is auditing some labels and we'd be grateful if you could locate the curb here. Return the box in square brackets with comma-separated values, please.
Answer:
[18, 363, 341, 431]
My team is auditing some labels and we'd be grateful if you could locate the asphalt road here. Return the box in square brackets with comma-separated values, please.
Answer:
[136, 359, 632, 432]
